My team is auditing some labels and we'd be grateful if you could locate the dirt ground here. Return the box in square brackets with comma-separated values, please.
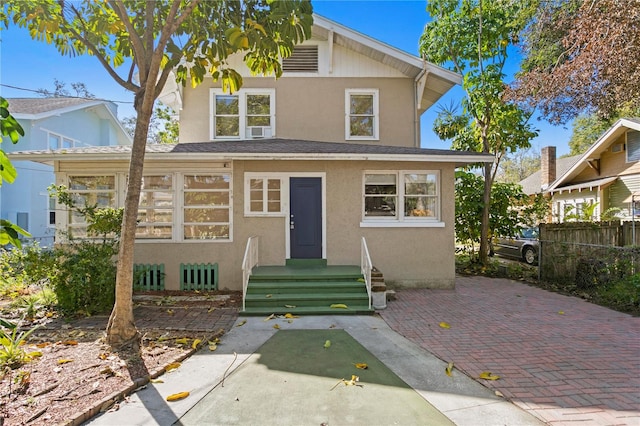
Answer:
[0, 291, 240, 426]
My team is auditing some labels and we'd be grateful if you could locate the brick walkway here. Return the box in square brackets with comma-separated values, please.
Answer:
[380, 275, 640, 426]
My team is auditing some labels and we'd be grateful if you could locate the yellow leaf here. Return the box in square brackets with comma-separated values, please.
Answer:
[273, 324, 280, 330]
[479, 371, 500, 381]
[150, 379, 164, 384]
[324, 340, 331, 349]
[330, 304, 348, 309]
[62, 340, 78, 346]
[208, 343, 218, 352]
[166, 391, 190, 401]
[354, 363, 368, 370]
[210, 337, 220, 344]
[167, 309, 174, 315]
[207, 307, 216, 313]
[175, 338, 189, 345]
[439, 322, 451, 329]
[191, 339, 202, 349]
[344, 375, 360, 386]
[28, 351, 43, 358]
[165, 362, 181, 372]
[284, 313, 299, 319]
[57, 359, 73, 365]
[36, 342, 51, 348]
[284, 304, 296, 308]
[445, 362, 454, 377]
[237, 320, 247, 327]
[264, 314, 275, 321]
[357, 278, 365, 282]
[558, 311, 565, 315]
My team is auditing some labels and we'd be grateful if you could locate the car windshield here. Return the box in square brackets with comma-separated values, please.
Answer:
[520, 228, 539, 239]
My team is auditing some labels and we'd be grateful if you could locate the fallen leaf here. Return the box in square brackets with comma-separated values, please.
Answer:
[495, 390, 504, 398]
[150, 379, 164, 384]
[445, 362, 454, 377]
[329, 324, 336, 329]
[167, 309, 174, 315]
[62, 340, 78, 346]
[237, 320, 247, 327]
[175, 337, 190, 345]
[439, 322, 451, 329]
[57, 359, 74, 365]
[210, 337, 221, 344]
[330, 304, 348, 309]
[354, 363, 368, 370]
[207, 307, 216, 313]
[191, 339, 202, 349]
[558, 311, 565, 315]
[264, 314, 276, 321]
[284, 304, 296, 308]
[273, 324, 281, 330]
[265, 294, 272, 298]
[165, 362, 181, 372]
[28, 351, 43, 358]
[284, 313, 299, 319]
[36, 342, 51, 348]
[208, 343, 218, 352]
[166, 391, 190, 401]
[324, 340, 331, 349]
[357, 278, 365, 282]
[479, 371, 500, 381]
[344, 375, 360, 386]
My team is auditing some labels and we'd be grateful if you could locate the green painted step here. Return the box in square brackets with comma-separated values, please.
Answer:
[245, 292, 369, 308]
[246, 280, 366, 294]
[240, 305, 373, 316]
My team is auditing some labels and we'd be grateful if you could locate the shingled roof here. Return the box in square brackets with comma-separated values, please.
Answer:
[6, 97, 108, 116]
[9, 138, 493, 166]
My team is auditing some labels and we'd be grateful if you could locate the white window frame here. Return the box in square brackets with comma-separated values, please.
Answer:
[360, 170, 444, 228]
[181, 173, 233, 242]
[210, 88, 276, 140]
[48, 131, 79, 150]
[345, 89, 379, 141]
[64, 174, 118, 239]
[136, 174, 175, 240]
[244, 173, 285, 217]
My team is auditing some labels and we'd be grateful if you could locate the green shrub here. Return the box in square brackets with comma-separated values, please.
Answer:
[596, 273, 640, 315]
[0, 244, 58, 298]
[0, 318, 39, 369]
[51, 241, 117, 316]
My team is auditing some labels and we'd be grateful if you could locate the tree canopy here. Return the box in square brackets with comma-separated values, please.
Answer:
[3, 0, 313, 349]
[420, 0, 537, 265]
[511, 0, 640, 124]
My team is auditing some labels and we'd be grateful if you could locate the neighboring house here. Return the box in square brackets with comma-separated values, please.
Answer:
[1, 98, 132, 246]
[10, 15, 492, 297]
[521, 118, 640, 222]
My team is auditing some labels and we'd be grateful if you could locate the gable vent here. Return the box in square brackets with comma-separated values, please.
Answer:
[283, 46, 318, 72]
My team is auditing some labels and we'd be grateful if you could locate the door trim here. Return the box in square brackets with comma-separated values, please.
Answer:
[284, 172, 326, 259]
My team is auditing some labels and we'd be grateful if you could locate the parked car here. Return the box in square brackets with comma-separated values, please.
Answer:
[492, 227, 539, 265]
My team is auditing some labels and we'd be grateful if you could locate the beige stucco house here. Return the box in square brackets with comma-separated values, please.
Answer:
[11, 15, 491, 305]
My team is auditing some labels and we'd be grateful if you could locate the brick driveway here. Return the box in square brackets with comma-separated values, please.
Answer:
[380, 275, 640, 426]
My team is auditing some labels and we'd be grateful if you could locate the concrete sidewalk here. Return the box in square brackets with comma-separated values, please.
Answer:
[381, 276, 640, 426]
[86, 314, 541, 426]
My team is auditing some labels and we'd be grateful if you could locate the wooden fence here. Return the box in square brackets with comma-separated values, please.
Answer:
[539, 222, 640, 283]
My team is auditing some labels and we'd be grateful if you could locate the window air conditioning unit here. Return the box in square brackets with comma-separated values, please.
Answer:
[247, 126, 270, 139]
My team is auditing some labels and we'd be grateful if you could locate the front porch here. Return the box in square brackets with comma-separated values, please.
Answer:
[241, 259, 374, 315]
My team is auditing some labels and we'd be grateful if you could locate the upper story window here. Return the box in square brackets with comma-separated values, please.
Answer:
[345, 89, 379, 141]
[210, 89, 275, 140]
[626, 130, 640, 162]
[48, 132, 78, 150]
[362, 171, 441, 227]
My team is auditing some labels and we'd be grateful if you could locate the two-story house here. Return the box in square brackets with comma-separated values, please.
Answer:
[1, 97, 132, 246]
[10, 15, 492, 312]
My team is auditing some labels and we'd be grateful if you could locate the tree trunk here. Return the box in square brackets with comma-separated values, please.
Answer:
[479, 160, 492, 265]
[105, 92, 154, 350]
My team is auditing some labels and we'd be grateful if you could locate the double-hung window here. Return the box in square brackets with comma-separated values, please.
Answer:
[210, 89, 275, 140]
[244, 174, 283, 216]
[48, 132, 77, 150]
[362, 171, 441, 226]
[346, 89, 379, 140]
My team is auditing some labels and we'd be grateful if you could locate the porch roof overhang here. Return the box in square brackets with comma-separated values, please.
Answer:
[9, 138, 493, 167]
[549, 176, 617, 194]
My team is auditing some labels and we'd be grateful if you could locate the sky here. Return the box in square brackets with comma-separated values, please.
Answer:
[0, 0, 573, 155]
